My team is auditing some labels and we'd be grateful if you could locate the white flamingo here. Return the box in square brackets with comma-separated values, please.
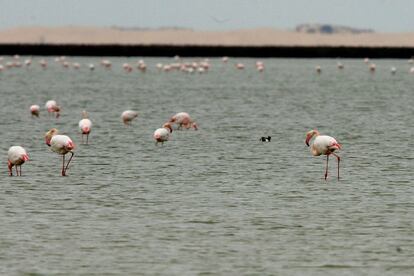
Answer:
[8, 146, 29, 176]
[30, 105, 40, 117]
[153, 123, 173, 145]
[305, 129, 342, 180]
[79, 111, 92, 144]
[169, 112, 198, 130]
[45, 128, 75, 176]
[121, 110, 138, 125]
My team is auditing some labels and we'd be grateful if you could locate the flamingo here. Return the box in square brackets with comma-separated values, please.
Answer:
[39, 59, 47, 69]
[79, 111, 92, 144]
[45, 128, 75, 176]
[369, 63, 376, 72]
[45, 100, 60, 118]
[121, 110, 138, 125]
[315, 66, 322, 73]
[153, 123, 173, 145]
[89, 64, 95, 71]
[391, 67, 397, 75]
[337, 62, 344, 69]
[169, 112, 198, 130]
[8, 146, 29, 176]
[30, 105, 40, 117]
[236, 63, 245, 70]
[305, 129, 342, 180]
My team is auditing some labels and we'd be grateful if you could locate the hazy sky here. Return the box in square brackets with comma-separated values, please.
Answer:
[1, 0, 413, 32]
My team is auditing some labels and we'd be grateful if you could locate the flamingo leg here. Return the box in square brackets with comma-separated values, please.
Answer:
[64, 151, 74, 175]
[86, 134, 89, 144]
[9, 166, 12, 176]
[81, 134, 84, 144]
[62, 154, 66, 176]
[15, 166, 19, 176]
[331, 153, 341, 179]
[325, 154, 329, 180]
[19, 165, 22, 176]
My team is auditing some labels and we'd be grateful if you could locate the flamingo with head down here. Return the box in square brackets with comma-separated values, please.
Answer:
[8, 146, 29, 176]
[30, 105, 40, 117]
[121, 110, 138, 125]
[169, 112, 198, 130]
[45, 128, 75, 176]
[305, 129, 342, 180]
[45, 100, 60, 118]
[153, 123, 173, 145]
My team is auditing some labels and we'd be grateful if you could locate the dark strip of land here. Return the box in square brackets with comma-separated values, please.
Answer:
[1, 44, 414, 58]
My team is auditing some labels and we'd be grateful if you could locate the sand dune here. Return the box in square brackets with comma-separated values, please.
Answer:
[1, 26, 414, 47]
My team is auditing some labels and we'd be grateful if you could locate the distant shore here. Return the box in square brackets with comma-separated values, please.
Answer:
[1, 43, 414, 58]
[1, 26, 414, 57]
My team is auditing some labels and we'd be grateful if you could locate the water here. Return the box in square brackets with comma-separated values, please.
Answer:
[0, 57, 413, 275]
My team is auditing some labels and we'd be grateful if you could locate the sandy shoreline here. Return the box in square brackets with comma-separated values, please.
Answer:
[1, 26, 414, 47]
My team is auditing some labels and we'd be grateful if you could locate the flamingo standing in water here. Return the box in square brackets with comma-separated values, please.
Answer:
[121, 110, 138, 125]
[45, 100, 60, 118]
[169, 112, 198, 130]
[8, 146, 29, 176]
[153, 123, 173, 145]
[30, 105, 40, 117]
[45, 128, 75, 176]
[305, 129, 342, 180]
[79, 111, 92, 144]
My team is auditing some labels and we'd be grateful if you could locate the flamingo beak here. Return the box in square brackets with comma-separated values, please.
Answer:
[22, 154, 29, 161]
[334, 142, 342, 150]
[45, 137, 51, 146]
[305, 134, 311, 146]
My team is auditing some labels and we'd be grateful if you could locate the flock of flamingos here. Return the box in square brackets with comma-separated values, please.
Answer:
[3, 55, 414, 179]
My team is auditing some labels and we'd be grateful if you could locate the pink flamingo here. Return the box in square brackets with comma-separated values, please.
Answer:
[45, 128, 75, 176]
[169, 112, 198, 130]
[45, 100, 60, 118]
[79, 111, 92, 144]
[305, 129, 342, 180]
[8, 146, 29, 176]
[153, 123, 173, 145]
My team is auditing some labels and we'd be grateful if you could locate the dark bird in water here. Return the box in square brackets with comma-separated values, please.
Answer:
[260, 136, 271, 142]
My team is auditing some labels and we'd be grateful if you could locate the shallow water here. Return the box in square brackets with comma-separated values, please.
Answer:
[0, 57, 413, 275]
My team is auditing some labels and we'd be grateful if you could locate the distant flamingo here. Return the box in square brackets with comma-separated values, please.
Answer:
[369, 63, 376, 72]
[305, 129, 342, 180]
[153, 123, 173, 145]
[315, 65, 322, 73]
[45, 128, 75, 176]
[121, 110, 138, 125]
[30, 105, 40, 117]
[169, 112, 198, 130]
[391, 67, 397, 75]
[39, 59, 47, 69]
[337, 62, 344, 69]
[45, 100, 60, 118]
[79, 111, 92, 144]
[236, 63, 245, 70]
[8, 146, 29, 176]
[89, 64, 95, 71]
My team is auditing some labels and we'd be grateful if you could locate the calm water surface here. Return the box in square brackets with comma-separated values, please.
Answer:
[0, 57, 413, 275]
